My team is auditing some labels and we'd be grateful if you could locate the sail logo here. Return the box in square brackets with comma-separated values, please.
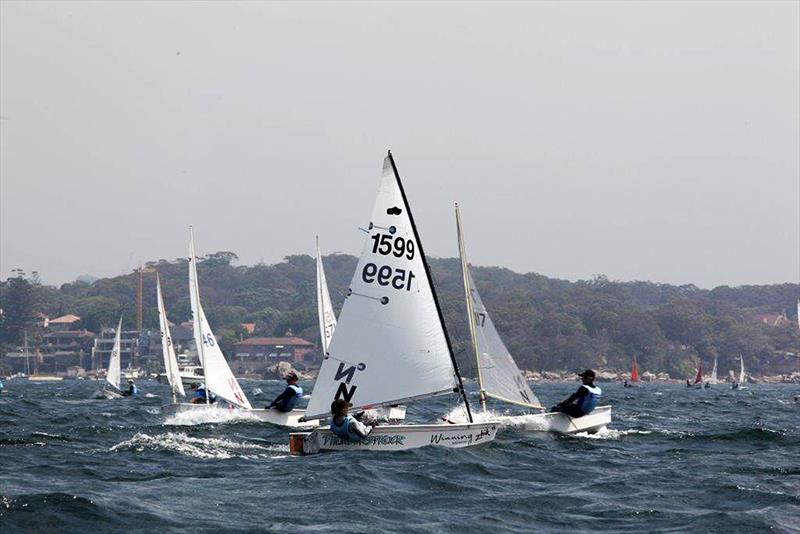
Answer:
[333, 361, 365, 403]
[228, 377, 245, 406]
[514, 373, 531, 404]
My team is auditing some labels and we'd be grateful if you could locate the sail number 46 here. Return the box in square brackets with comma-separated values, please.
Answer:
[362, 263, 416, 291]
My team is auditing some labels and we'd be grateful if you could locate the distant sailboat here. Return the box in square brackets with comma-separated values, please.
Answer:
[630, 356, 639, 385]
[455, 204, 610, 434]
[688, 362, 703, 389]
[732, 355, 748, 390]
[316, 236, 337, 357]
[708, 355, 718, 386]
[95, 317, 123, 399]
[157, 273, 185, 403]
[294, 152, 499, 453]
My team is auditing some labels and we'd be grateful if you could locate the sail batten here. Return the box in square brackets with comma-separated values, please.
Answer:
[304, 154, 462, 420]
[157, 273, 185, 399]
[188, 228, 252, 409]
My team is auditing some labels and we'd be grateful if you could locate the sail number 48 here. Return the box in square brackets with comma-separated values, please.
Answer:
[362, 263, 416, 291]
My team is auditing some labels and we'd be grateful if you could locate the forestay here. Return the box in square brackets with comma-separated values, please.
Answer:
[188, 227, 252, 409]
[304, 155, 459, 420]
[157, 273, 185, 398]
[316, 236, 337, 356]
[106, 317, 122, 391]
[457, 205, 540, 409]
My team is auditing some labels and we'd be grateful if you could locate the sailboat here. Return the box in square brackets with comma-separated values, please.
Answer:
[95, 317, 123, 399]
[732, 355, 747, 390]
[157, 273, 185, 403]
[707, 355, 718, 386]
[688, 362, 704, 389]
[625, 356, 639, 387]
[163, 228, 317, 428]
[456, 204, 611, 434]
[292, 152, 498, 453]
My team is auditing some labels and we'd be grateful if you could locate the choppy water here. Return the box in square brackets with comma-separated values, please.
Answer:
[1, 379, 798, 532]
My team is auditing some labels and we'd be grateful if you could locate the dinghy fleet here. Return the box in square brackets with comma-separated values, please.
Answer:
[96, 151, 614, 454]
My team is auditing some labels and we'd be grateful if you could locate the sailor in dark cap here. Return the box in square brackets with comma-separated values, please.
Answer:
[266, 371, 303, 412]
[550, 369, 602, 418]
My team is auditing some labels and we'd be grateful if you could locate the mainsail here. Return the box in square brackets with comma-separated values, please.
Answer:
[304, 153, 466, 420]
[738, 355, 746, 384]
[709, 355, 718, 385]
[631, 356, 639, 383]
[106, 317, 122, 391]
[694, 362, 703, 385]
[157, 273, 185, 399]
[188, 227, 252, 409]
[316, 236, 337, 356]
[456, 204, 540, 410]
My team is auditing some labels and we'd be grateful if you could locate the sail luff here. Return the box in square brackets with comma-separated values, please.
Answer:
[387, 152, 473, 423]
[157, 273, 185, 399]
[106, 317, 122, 391]
[455, 204, 486, 410]
[316, 236, 337, 357]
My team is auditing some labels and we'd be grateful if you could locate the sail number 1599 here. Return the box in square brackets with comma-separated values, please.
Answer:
[362, 263, 416, 291]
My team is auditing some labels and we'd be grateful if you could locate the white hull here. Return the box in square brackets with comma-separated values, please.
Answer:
[296, 421, 499, 454]
[161, 402, 320, 429]
[95, 389, 123, 400]
[507, 405, 612, 435]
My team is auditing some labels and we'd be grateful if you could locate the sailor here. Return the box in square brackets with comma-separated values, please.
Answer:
[190, 383, 217, 404]
[550, 369, 602, 418]
[266, 371, 303, 412]
[121, 379, 138, 397]
[0, 378, 4, 394]
[329, 399, 374, 441]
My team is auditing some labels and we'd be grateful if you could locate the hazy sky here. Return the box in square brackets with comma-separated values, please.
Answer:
[1, 1, 798, 288]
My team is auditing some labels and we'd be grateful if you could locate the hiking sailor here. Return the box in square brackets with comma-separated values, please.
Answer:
[266, 371, 303, 412]
[550, 369, 602, 418]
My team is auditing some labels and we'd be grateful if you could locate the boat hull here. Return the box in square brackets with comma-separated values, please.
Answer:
[295, 421, 499, 454]
[513, 405, 612, 434]
[161, 403, 320, 429]
[95, 389, 123, 400]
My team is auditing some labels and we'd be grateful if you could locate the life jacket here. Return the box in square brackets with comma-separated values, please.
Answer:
[280, 384, 303, 411]
[575, 384, 601, 414]
[330, 415, 362, 441]
[130, 384, 138, 395]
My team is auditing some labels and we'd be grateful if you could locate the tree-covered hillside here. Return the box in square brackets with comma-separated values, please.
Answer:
[1, 252, 798, 378]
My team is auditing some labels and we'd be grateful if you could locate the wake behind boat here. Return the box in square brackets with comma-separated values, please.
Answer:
[292, 152, 499, 453]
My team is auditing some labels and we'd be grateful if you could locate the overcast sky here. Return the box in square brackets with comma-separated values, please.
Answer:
[1, 1, 798, 288]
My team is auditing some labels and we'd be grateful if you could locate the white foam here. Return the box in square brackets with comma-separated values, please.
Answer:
[163, 406, 262, 427]
[109, 431, 289, 460]
[145, 393, 159, 398]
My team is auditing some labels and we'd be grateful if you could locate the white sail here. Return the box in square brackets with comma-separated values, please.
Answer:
[797, 299, 800, 331]
[456, 205, 541, 409]
[709, 355, 718, 385]
[157, 273, 185, 398]
[105, 317, 122, 391]
[738, 355, 746, 384]
[188, 227, 252, 409]
[316, 236, 337, 356]
[305, 154, 460, 420]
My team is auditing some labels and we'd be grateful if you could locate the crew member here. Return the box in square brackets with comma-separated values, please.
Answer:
[121, 379, 138, 397]
[190, 383, 217, 404]
[329, 399, 374, 441]
[550, 369, 602, 418]
[266, 371, 303, 412]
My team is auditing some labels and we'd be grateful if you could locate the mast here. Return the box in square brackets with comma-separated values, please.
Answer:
[455, 204, 486, 411]
[387, 151, 473, 423]
[189, 226, 210, 406]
